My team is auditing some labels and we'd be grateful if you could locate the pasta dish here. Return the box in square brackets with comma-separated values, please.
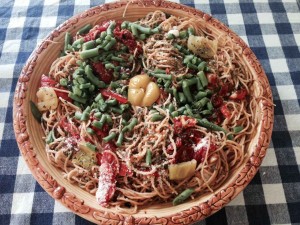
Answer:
[31, 11, 262, 213]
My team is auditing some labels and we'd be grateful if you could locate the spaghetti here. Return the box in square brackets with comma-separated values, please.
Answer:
[33, 11, 261, 214]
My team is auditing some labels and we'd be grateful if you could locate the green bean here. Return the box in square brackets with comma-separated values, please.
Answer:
[173, 189, 194, 206]
[82, 40, 96, 51]
[195, 97, 210, 110]
[111, 56, 124, 62]
[85, 65, 106, 88]
[103, 132, 116, 143]
[107, 21, 116, 36]
[205, 89, 213, 96]
[80, 106, 91, 121]
[122, 118, 138, 132]
[94, 112, 102, 119]
[111, 107, 122, 114]
[64, 32, 71, 53]
[233, 126, 244, 133]
[151, 113, 165, 122]
[116, 132, 124, 147]
[195, 91, 207, 101]
[182, 81, 193, 103]
[77, 24, 92, 35]
[121, 21, 129, 29]
[153, 69, 166, 74]
[105, 114, 113, 125]
[89, 85, 95, 92]
[95, 93, 103, 102]
[166, 33, 175, 40]
[86, 127, 95, 135]
[168, 103, 175, 113]
[105, 63, 115, 70]
[105, 35, 112, 41]
[198, 61, 207, 71]
[179, 30, 187, 39]
[46, 130, 54, 144]
[183, 55, 193, 64]
[198, 71, 208, 88]
[80, 47, 100, 59]
[106, 99, 118, 106]
[187, 63, 198, 70]
[74, 111, 82, 120]
[99, 103, 108, 112]
[201, 109, 212, 115]
[187, 27, 194, 36]
[178, 92, 187, 104]
[92, 121, 103, 129]
[77, 77, 86, 84]
[72, 85, 82, 96]
[133, 23, 152, 34]
[103, 38, 116, 51]
[164, 80, 171, 88]
[79, 83, 91, 89]
[149, 73, 172, 80]
[171, 111, 179, 117]
[151, 27, 160, 34]
[120, 104, 129, 112]
[72, 38, 83, 48]
[68, 93, 87, 104]
[177, 106, 186, 114]
[207, 101, 214, 111]
[146, 149, 152, 166]
[131, 24, 138, 37]
[171, 87, 179, 100]
[30, 101, 42, 122]
[185, 104, 194, 117]
[197, 118, 233, 140]
[185, 77, 198, 86]
[196, 77, 204, 91]
[139, 33, 147, 40]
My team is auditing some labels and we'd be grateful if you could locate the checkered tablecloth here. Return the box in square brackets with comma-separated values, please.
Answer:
[1, 0, 300, 224]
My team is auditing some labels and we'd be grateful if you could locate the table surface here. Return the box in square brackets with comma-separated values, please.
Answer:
[1, 0, 300, 224]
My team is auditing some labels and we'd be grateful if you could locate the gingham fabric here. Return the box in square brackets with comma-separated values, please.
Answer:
[0, 0, 299, 224]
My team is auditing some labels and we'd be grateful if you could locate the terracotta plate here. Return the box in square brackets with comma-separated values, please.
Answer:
[13, 0, 274, 224]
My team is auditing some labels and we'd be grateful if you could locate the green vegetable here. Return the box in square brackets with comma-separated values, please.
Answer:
[64, 32, 71, 53]
[146, 149, 152, 166]
[80, 47, 100, 59]
[197, 118, 233, 140]
[86, 142, 96, 151]
[198, 71, 208, 88]
[233, 126, 244, 133]
[103, 132, 117, 142]
[30, 100, 42, 122]
[151, 113, 165, 122]
[182, 81, 193, 103]
[85, 65, 106, 88]
[46, 130, 54, 144]
[77, 24, 92, 35]
[86, 127, 95, 135]
[116, 132, 124, 147]
[173, 188, 194, 206]
[68, 93, 87, 104]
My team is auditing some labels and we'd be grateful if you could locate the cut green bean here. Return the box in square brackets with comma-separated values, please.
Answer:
[187, 28, 194, 36]
[105, 114, 113, 124]
[68, 93, 87, 104]
[198, 61, 207, 71]
[164, 80, 171, 88]
[122, 118, 138, 132]
[146, 149, 152, 166]
[103, 132, 116, 143]
[92, 121, 103, 129]
[107, 21, 116, 36]
[82, 40, 96, 51]
[72, 38, 84, 48]
[185, 77, 198, 86]
[197, 118, 233, 140]
[207, 101, 214, 111]
[168, 103, 175, 113]
[166, 33, 175, 40]
[178, 92, 187, 104]
[179, 30, 187, 39]
[198, 71, 208, 88]
[187, 63, 198, 70]
[79, 83, 91, 89]
[149, 73, 172, 80]
[85, 65, 106, 88]
[74, 111, 82, 120]
[132, 23, 152, 34]
[86, 142, 96, 151]
[201, 109, 212, 115]
[99, 103, 108, 112]
[103, 38, 116, 51]
[64, 32, 71, 53]
[182, 81, 193, 103]
[173, 189, 194, 206]
[139, 33, 146, 40]
[116, 132, 124, 147]
[106, 99, 118, 106]
[105, 63, 115, 70]
[80, 106, 91, 121]
[151, 113, 164, 122]
[196, 77, 204, 91]
[171, 111, 179, 117]
[111, 56, 124, 62]
[46, 130, 54, 144]
[121, 21, 129, 29]
[233, 126, 244, 133]
[111, 107, 122, 114]
[195, 91, 207, 101]
[80, 47, 100, 59]
[95, 93, 103, 102]
[86, 127, 95, 135]
[185, 104, 194, 117]
[77, 24, 92, 35]
[30, 101, 42, 122]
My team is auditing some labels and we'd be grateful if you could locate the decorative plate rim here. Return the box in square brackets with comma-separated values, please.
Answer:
[13, 0, 274, 224]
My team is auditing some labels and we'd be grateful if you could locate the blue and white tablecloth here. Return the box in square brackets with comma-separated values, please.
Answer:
[0, 0, 300, 224]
